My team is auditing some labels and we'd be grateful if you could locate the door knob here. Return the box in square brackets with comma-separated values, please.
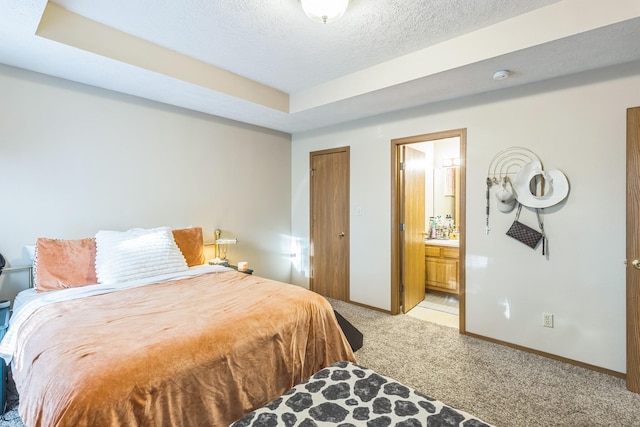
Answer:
[632, 260, 640, 270]
[338, 232, 345, 238]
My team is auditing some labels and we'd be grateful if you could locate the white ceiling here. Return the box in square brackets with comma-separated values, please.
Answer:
[1, 0, 639, 134]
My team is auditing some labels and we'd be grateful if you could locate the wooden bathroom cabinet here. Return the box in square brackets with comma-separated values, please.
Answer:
[425, 244, 459, 294]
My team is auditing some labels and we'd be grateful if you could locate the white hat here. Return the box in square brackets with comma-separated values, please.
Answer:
[512, 161, 569, 208]
[495, 179, 516, 212]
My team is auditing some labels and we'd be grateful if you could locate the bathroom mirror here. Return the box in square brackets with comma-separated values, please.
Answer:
[425, 137, 460, 230]
[431, 166, 457, 221]
[405, 136, 461, 236]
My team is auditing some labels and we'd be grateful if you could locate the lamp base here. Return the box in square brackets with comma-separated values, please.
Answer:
[208, 258, 229, 267]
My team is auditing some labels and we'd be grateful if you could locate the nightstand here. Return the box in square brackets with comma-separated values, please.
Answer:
[230, 265, 253, 275]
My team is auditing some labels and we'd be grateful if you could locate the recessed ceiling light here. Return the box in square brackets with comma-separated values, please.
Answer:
[493, 70, 511, 81]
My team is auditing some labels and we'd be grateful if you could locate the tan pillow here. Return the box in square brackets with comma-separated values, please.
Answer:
[34, 238, 98, 293]
[172, 228, 205, 267]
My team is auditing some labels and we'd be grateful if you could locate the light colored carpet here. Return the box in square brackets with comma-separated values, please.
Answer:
[327, 298, 640, 427]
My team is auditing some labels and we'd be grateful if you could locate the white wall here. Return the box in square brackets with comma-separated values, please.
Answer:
[0, 64, 292, 302]
[291, 61, 640, 373]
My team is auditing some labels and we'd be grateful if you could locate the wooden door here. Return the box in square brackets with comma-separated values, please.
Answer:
[310, 147, 350, 301]
[391, 129, 466, 331]
[627, 106, 640, 392]
[400, 146, 426, 312]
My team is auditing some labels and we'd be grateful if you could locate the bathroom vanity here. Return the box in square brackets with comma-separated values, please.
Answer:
[425, 240, 459, 295]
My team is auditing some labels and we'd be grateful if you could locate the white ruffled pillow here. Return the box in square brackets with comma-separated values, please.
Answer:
[95, 227, 188, 284]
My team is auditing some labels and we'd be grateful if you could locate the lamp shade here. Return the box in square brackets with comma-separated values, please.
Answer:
[215, 238, 237, 245]
[300, 0, 349, 24]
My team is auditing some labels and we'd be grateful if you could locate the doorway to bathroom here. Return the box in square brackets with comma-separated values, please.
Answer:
[390, 129, 466, 332]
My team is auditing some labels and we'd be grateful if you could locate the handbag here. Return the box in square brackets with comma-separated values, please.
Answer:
[506, 204, 546, 254]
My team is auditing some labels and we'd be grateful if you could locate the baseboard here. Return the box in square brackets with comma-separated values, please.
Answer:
[463, 331, 625, 379]
[346, 299, 391, 314]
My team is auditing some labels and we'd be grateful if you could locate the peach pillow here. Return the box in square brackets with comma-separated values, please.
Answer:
[172, 227, 205, 267]
[34, 238, 98, 293]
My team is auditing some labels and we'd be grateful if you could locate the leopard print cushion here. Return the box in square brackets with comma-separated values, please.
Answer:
[232, 361, 493, 427]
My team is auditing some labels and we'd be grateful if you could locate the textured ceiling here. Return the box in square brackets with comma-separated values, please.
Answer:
[0, 0, 639, 133]
[50, 0, 559, 92]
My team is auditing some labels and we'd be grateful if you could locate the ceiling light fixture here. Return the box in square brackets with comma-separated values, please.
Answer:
[300, 0, 349, 24]
[493, 70, 511, 81]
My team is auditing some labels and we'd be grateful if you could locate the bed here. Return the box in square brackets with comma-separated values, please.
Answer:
[0, 226, 355, 426]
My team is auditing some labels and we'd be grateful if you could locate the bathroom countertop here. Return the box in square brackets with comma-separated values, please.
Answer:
[425, 239, 459, 247]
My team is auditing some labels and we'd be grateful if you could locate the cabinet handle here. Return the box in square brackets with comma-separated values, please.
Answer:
[338, 232, 345, 238]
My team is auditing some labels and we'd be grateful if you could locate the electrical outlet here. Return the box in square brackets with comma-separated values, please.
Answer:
[543, 313, 554, 328]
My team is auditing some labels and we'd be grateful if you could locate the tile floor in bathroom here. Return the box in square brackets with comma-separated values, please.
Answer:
[406, 291, 459, 328]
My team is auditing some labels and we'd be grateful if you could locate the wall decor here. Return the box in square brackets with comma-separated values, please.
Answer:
[511, 160, 569, 208]
[485, 147, 542, 234]
[486, 147, 569, 255]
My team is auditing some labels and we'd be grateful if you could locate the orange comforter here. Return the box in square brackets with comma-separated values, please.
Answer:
[12, 270, 356, 426]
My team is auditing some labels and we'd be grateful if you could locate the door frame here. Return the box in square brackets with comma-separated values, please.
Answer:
[627, 106, 640, 392]
[391, 128, 467, 333]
